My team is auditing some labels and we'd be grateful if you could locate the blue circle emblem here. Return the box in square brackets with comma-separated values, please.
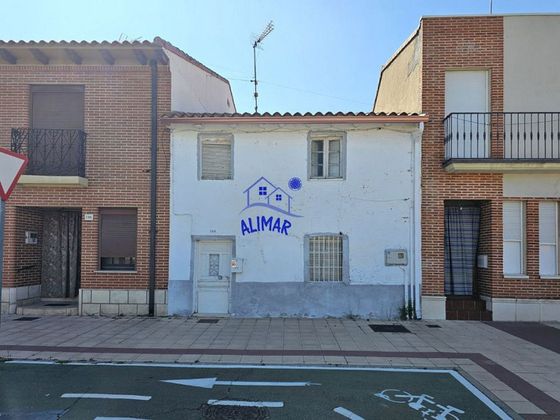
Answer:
[288, 177, 302, 191]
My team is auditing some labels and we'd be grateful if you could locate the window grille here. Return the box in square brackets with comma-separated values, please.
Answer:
[309, 235, 343, 282]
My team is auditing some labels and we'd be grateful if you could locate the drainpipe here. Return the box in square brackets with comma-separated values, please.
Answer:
[412, 122, 424, 319]
[148, 58, 158, 316]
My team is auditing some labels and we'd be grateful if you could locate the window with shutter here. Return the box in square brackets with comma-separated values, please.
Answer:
[31, 85, 84, 129]
[503, 201, 525, 275]
[539, 202, 558, 276]
[199, 135, 233, 180]
[99, 209, 137, 271]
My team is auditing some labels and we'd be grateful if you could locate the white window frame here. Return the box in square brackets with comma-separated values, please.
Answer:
[539, 201, 560, 277]
[198, 133, 234, 180]
[503, 201, 526, 276]
[307, 132, 346, 180]
[304, 233, 349, 283]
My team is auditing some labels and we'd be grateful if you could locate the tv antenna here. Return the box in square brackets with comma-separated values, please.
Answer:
[251, 21, 274, 113]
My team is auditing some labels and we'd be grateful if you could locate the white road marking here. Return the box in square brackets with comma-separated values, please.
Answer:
[94, 418, 149, 420]
[162, 377, 318, 389]
[334, 406, 365, 420]
[61, 393, 151, 401]
[207, 400, 284, 408]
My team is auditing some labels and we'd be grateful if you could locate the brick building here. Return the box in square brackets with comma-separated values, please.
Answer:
[375, 14, 560, 321]
[0, 37, 234, 315]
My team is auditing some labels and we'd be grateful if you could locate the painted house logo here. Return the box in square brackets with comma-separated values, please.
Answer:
[240, 176, 302, 236]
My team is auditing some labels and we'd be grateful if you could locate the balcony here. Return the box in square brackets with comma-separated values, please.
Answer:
[11, 128, 87, 187]
[443, 112, 560, 173]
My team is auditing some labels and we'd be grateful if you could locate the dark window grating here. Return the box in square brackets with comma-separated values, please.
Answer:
[369, 324, 411, 333]
[197, 318, 219, 324]
[14, 317, 40, 321]
[427, 324, 441, 328]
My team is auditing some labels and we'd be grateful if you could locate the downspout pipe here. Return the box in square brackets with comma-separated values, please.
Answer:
[413, 122, 424, 319]
[148, 58, 158, 316]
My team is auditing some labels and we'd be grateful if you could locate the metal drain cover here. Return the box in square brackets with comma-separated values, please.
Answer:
[426, 324, 441, 328]
[197, 318, 220, 324]
[14, 317, 40, 321]
[44, 303, 70, 307]
[369, 324, 411, 333]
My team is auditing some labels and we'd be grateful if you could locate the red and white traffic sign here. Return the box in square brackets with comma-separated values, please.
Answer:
[0, 147, 28, 201]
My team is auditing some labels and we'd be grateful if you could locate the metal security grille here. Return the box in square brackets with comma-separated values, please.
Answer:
[309, 235, 343, 282]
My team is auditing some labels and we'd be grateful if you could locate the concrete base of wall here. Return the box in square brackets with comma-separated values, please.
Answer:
[168, 280, 194, 316]
[1, 285, 41, 314]
[421, 295, 446, 320]
[232, 282, 402, 318]
[168, 280, 403, 319]
[79, 289, 168, 316]
[483, 296, 560, 321]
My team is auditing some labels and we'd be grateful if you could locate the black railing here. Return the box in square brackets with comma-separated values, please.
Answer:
[444, 112, 560, 160]
[11, 128, 87, 177]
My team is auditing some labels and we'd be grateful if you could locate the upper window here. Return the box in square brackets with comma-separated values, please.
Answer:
[308, 133, 345, 179]
[307, 234, 346, 282]
[31, 85, 84, 129]
[99, 208, 137, 271]
[539, 202, 559, 276]
[199, 134, 233, 180]
[503, 201, 525, 276]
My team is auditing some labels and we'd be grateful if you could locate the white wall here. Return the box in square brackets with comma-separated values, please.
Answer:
[504, 16, 560, 111]
[169, 123, 420, 317]
[165, 48, 235, 113]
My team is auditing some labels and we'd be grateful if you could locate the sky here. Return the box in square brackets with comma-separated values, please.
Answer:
[1, 0, 560, 113]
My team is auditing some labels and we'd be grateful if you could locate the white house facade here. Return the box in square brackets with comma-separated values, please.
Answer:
[164, 112, 427, 318]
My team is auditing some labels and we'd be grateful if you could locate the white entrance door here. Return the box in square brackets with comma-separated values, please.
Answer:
[195, 240, 232, 315]
[445, 70, 489, 158]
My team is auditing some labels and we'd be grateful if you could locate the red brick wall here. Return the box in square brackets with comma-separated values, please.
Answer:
[11, 207, 43, 287]
[0, 64, 171, 290]
[421, 16, 504, 297]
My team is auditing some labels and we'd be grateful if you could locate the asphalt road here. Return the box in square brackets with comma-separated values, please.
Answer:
[0, 361, 512, 419]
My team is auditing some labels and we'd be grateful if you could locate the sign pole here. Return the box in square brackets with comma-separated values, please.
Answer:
[0, 199, 5, 326]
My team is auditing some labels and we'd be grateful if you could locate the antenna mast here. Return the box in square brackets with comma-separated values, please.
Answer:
[251, 21, 274, 113]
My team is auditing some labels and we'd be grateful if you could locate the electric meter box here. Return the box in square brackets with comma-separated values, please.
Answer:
[385, 249, 408, 266]
[230, 258, 244, 273]
[25, 231, 38, 245]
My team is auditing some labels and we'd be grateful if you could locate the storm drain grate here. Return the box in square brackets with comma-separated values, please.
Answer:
[197, 318, 220, 324]
[369, 324, 411, 333]
[44, 303, 70, 307]
[14, 317, 40, 321]
[427, 324, 441, 328]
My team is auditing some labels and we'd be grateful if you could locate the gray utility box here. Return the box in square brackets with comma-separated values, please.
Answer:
[385, 249, 408, 266]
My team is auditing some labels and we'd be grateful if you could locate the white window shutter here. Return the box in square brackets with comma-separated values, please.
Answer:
[539, 202, 557, 275]
[201, 139, 232, 180]
[503, 201, 523, 275]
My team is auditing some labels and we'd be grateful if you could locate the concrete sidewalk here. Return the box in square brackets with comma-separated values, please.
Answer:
[1, 315, 559, 418]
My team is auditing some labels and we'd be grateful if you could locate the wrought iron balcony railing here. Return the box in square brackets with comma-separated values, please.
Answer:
[11, 128, 87, 177]
[444, 112, 560, 161]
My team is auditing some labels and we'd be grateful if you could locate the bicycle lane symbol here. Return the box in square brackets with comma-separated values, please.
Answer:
[374, 389, 465, 420]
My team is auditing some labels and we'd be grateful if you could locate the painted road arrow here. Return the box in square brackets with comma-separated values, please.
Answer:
[162, 377, 320, 389]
